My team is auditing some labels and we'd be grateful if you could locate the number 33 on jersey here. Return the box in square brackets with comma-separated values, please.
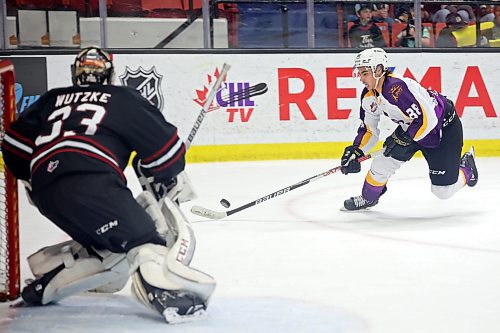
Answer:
[2, 84, 186, 191]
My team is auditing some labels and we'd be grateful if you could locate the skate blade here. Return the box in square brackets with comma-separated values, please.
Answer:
[163, 308, 207, 324]
[9, 297, 29, 308]
[469, 146, 475, 157]
[339, 206, 374, 212]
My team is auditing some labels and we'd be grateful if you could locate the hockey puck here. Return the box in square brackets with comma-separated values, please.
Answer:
[220, 199, 231, 208]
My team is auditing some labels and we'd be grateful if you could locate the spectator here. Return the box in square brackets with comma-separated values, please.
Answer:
[394, 7, 410, 23]
[409, 4, 432, 23]
[394, 19, 432, 47]
[479, 5, 495, 23]
[372, 3, 393, 32]
[483, 5, 500, 46]
[436, 12, 468, 47]
[457, 5, 475, 23]
[457, 10, 471, 25]
[433, 5, 457, 24]
[348, 4, 387, 48]
[405, 4, 431, 23]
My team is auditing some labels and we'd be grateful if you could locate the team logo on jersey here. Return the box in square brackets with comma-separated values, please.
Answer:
[47, 160, 59, 173]
[119, 66, 164, 111]
[389, 84, 403, 102]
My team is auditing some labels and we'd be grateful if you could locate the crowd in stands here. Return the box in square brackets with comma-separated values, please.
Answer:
[5, 0, 500, 48]
[346, 3, 500, 48]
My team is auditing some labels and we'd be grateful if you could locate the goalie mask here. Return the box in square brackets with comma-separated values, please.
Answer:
[71, 47, 114, 86]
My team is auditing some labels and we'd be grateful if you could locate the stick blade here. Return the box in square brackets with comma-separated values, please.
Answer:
[190, 205, 227, 220]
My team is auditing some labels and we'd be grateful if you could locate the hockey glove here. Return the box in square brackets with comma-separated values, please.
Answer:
[383, 126, 417, 161]
[341, 145, 364, 175]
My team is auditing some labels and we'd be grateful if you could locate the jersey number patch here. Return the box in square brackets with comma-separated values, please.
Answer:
[405, 103, 422, 120]
[35, 103, 106, 146]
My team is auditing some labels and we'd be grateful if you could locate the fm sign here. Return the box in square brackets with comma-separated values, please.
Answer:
[277, 66, 496, 120]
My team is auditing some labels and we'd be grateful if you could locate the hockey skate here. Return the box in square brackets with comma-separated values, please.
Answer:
[133, 271, 208, 324]
[460, 146, 478, 187]
[21, 265, 65, 305]
[342, 195, 379, 211]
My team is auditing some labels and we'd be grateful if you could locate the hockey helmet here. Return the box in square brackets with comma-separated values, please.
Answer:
[353, 47, 389, 77]
[71, 47, 114, 85]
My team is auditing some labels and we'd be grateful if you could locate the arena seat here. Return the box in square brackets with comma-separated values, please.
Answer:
[236, 3, 338, 48]
[236, 4, 284, 48]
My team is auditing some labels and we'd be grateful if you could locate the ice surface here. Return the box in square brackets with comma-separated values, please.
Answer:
[1, 157, 499, 333]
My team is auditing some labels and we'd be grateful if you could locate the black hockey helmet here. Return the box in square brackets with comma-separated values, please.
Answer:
[71, 46, 114, 86]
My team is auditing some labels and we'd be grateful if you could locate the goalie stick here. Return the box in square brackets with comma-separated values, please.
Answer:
[132, 64, 268, 199]
[133, 63, 231, 198]
[190, 149, 384, 220]
[185, 63, 230, 150]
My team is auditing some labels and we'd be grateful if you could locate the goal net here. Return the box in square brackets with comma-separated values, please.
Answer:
[0, 60, 20, 301]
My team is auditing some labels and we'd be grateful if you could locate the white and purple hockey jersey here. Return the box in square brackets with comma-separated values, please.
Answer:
[353, 73, 448, 154]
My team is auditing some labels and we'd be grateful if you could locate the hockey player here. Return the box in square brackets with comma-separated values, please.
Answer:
[1, 47, 215, 323]
[340, 47, 478, 210]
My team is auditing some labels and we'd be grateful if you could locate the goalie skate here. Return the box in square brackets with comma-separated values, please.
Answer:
[163, 306, 207, 324]
[132, 270, 208, 324]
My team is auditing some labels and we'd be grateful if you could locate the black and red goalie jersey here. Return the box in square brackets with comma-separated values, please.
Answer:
[1, 84, 186, 191]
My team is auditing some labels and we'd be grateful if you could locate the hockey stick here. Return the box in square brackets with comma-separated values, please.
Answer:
[133, 68, 269, 197]
[132, 63, 231, 199]
[185, 63, 231, 150]
[190, 149, 384, 220]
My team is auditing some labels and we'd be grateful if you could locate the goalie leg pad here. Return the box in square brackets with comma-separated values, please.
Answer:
[27, 240, 84, 278]
[160, 196, 196, 265]
[136, 191, 197, 265]
[127, 243, 216, 324]
[136, 190, 171, 241]
[23, 241, 129, 305]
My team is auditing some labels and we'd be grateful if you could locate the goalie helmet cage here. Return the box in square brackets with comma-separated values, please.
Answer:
[0, 60, 20, 301]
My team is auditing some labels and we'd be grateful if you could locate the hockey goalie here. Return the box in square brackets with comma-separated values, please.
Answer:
[0, 46, 215, 323]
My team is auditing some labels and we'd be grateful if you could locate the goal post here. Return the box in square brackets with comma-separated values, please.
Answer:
[0, 59, 20, 301]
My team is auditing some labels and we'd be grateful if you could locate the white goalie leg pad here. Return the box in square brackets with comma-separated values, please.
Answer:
[27, 240, 84, 278]
[160, 196, 196, 265]
[136, 191, 196, 265]
[127, 243, 216, 323]
[26, 241, 128, 304]
[88, 248, 130, 293]
[136, 190, 173, 243]
[166, 171, 197, 204]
